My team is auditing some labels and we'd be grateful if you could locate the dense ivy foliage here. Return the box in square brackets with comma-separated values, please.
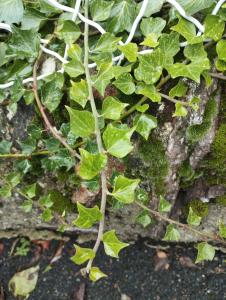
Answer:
[0, 0, 226, 280]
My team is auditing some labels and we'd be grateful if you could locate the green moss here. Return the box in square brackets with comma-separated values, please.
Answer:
[178, 161, 202, 189]
[139, 138, 169, 195]
[190, 199, 209, 218]
[216, 195, 226, 206]
[187, 97, 218, 143]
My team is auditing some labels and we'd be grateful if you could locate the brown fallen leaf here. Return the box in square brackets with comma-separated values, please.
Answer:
[154, 250, 170, 271]
[32, 240, 51, 251]
[179, 256, 197, 268]
[50, 241, 65, 264]
[72, 283, 86, 300]
[72, 186, 98, 204]
[0, 243, 4, 256]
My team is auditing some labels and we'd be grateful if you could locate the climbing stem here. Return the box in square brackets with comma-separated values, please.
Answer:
[83, 0, 108, 274]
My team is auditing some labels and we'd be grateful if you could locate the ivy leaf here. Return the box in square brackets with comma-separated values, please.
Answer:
[0, 186, 12, 198]
[163, 224, 180, 241]
[141, 0, 164, 17]
[195, 242, 215, 263]
[102, 96, 128, 120]
[103, 124, 134, 158]
[158, 196, 172, 213]
[41, 208, 53, 222]
[169, 81, 188, 98]
[70, 79, 89, 108]
[22, 183, 36, 199]
[187, 207, 202, 226]
[140, 17, 166, 36]
[67, 44, 82, 61]
[204, 15, 225, 42]
[8, 26, 40, 58]
[216, 40, 226, 62]
[219, 222, 226, 238]
[66, 107, 95, 138]
[89, 267, 107, 282]
[112, 175, 140, 204]
[140, 33, 159, 48]
[64, 59, 84, 78]
[56, 20, 81, 44]
[107, 0, 137, 33]
[41, 80, 63, 112]
[176, 0, 215, 15]
[73, 203, 102, 228]
[171, 17, 203, 44]
[0, 0, 24, 24]
[118, 43, 138, 62]
[78, 149, 107, 180]
[158, 32, 180, 58]
[173, 102, 188, 117]
[136, 104, 149, 113]
[103, 230, 129, 258]
[0, 140, 12, 154]
[93, 63, 114, 96]
[134, 114, 157, 140]
[189, 97, 201, 111]
[136, 83, 161, 103]
[113, 73, 135, 95]
[136, 210, 152, 228]
[71, 245, 95, 265]
[90, 0, 114, 21]
[93, 33, 121, 53]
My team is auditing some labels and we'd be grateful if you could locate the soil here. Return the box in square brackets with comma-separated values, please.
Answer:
[0, 238, 226, 300]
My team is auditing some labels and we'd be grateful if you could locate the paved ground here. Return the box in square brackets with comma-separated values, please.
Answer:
[0, 238, 226, 300]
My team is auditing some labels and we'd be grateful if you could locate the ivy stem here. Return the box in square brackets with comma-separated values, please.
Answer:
[159, 93, 190, 106]
[83, 0, 108, 274]
[135, 201, 226, 245]
[0, 150, 50, 159]
[209, 72, 226, 81]
[32, 60, 80, 160]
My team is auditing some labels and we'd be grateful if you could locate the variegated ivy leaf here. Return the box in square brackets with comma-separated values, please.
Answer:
[169, 81, 188, 98]
[158, 32, 180, 58]
[204, 15, 225, 42]
[70, 79, 89, 108]
[73, 203, 102, 229]
[66, 107, 95, 138]
[90, 0, 114, 22]
[56, 20, 81, 44]
[67, 44, 82, 61]
[140, 17, 166, 36]
[0, 0, 24, 24]
[71, 245, 95, 265]
[195, 242, 215, 263]
[64, 59, 84, 78]
[158, 196, 172, 213]
[93, 63, 114, 96]
[187, 207, 202, 226]
[102, 230, 129, 258]
[141, 0, 164, 17]
[134, 114, 157, 140]
[136, 82, 161, 103]
[171, 17, 203, 45]
[89, 267, 107, 282]
[103, 124, 135, 158]
[112, 175, 140, 204]
[163, 224, 180, 241]
[113, 73, 135, 95]
[140, 33, 159, 48]
[216, 40, 226, 62]
[117, 43, 138, 62]
[77, 148, 107, 180]
[176, 0, 215, 15]
[93, 33, 121, 53]
[102, 96, 128, 120]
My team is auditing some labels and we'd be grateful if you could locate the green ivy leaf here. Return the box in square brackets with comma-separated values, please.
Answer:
[204, 15, 225, 42]
[0, 0, 24, 24]
[136, 83, 161, 103]
[140, 17, 166, 36]
[78, 149, 107, 180]
[158, 32, 180, 58]
[195, 242, 215, 263]
[103, 124, 134, 158]
[0, 140, 12, 154]
[112, 175, 140, 204]
[70, 79, 89, 108]
[90, 0, 114, 21]
[22, 183, 36, 199]
[64, 60, 84, 78]
[93, 33, 121, 53]
[158, 196, 172, 213]
[163, 224, 180, 241]
[71, 245, 95, 265]
[136, 210, 152, 228]
[39, 195, 53, 208]
[134, 114, 157, 140]
[169, 81, 188, 98]
[89, 267, 107, 282]
[93, 63, 114, 96]
[41, 80, 63, 112]
[177, 0, 215, 15]
[189, 97, 201, 111]
[66, 107, 95, 138]
[136, 104, 149, 113]
[20, 199, 33, 213]
[102, 96, 128, 120]
[219, 222, 226, 238]
[173, 102, 188, 117]
[103, 230, 129, 258]
[8, 26, 40, 58]
[0, 186, 12, 198]
[56, 20, 81, 44]
[187, 207, 202, 226]
[118, 43, 138, 62]
[140, 0, 164, 17]
[216, 40, 226, 62]
[106, 0, 137, 33]
[113, 73, 135, 95]
[67, 44, 82, 61]
[41, 208, 53, 222]
[73, 203, 102, 228]
[140, 33, 159, 48]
